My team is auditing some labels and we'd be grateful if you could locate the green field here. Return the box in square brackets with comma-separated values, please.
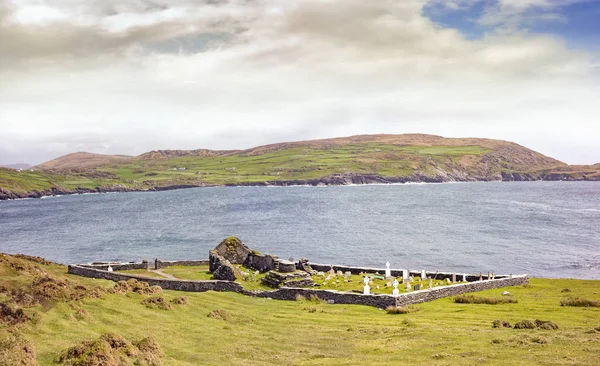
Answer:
[2, 254, 599, 365]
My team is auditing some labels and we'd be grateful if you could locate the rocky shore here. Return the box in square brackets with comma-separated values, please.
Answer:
[1, 171, 598, 201]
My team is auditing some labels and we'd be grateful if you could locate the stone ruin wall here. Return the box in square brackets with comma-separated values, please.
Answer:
[68, 260, 529, 309]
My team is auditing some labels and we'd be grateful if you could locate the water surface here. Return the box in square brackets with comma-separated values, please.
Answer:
[1, 182, 598, 279]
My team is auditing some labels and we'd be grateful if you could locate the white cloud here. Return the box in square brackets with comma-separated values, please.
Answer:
[0, 0, 599, 165]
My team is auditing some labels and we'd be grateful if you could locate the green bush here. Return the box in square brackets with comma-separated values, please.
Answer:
[455, 295, 517, 305]
[560, 297, 600, 307]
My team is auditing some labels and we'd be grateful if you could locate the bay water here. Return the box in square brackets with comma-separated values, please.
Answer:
[1, 182, 598, 279]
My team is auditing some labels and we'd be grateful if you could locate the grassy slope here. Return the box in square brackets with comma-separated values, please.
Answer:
[2, 256, 599, 365]
[2, 134, 598, 195]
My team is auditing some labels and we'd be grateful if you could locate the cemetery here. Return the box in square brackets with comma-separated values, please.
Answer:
[68, 237, 529, 308]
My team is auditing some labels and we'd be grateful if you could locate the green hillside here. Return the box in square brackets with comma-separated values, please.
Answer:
[1, 134, 598, 199]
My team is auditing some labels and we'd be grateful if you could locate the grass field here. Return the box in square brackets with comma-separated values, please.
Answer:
[4, 137, 583, 197]
[2, 255, 599, 365]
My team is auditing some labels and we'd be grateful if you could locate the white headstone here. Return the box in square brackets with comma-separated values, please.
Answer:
[344, 271, 351, 279]
[429, 278, 433, 289]
[107, 265, 113, 272]
[402, 269, 409, 281]
[451, 273, 456, 283]
[462, 274, 467, 282]
[363, 276, 370, 295]
[406, 282, 411, 291]
[392, 279, 399, 296]
[421, 269, 427, 280]
[385, 261, 392, 278]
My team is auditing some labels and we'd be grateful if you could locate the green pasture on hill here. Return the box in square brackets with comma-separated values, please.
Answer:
[0, 144, 496, 194]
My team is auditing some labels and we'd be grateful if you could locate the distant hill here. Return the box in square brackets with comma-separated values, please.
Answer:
[36, 152, 134, 170]
[0, 163, 32, 170]
[1, 134, 598, 200]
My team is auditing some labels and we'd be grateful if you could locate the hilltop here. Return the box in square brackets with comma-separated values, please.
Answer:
[1, 134, 598, 199]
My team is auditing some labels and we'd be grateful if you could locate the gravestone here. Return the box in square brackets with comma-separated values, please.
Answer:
[402, 269, 409, 281]
[406, 282, 411, 291]
[487, 272, 491, 280]
[451, 273, 456, 283]
[344, 271, 351, 279]
[363, 276, 370, 295]
[392, 279, 399, 296]
[462, 274, 467, 282]
[479, 272, 483, 281]
[385, 261, 392, 278]
[421, 270, 427, 280]
[337, 270, 344, 277]
[429, 278, 433, 289]
[414, 284, 421, 291]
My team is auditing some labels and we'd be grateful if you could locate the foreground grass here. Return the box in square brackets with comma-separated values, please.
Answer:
[2, 256, 599, 365]
[23, 279, 600, 365]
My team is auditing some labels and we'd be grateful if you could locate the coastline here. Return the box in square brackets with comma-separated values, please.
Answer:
[1, 172, 599, 201]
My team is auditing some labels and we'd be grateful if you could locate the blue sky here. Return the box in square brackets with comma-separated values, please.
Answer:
[1, 0, 599, 165]
[424, 0, 600, 53]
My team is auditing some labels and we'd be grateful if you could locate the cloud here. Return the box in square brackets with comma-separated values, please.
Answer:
[0, 0, 599, 165]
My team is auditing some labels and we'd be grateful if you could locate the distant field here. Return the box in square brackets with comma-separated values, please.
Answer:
[2, 134, 598, 197]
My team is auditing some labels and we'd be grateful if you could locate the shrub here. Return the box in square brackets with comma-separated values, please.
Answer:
[386, 306, 419, 314]
[560, 297, 600, 307]
[141, 297, 173, 311]
[492, 320, 512, 328]
[0, 331, 38, 366]
[455, 295, 517, 305]
[170, 296, 188, 305]
[0, 302, 30, 326]
[561, 288, 572, 293]
[207, 309, 231, 320]
[514, 320, 536, 329]
[535, 319, 559, 330]
[56, 333, 162, 366]
[308, 294, 326, 304]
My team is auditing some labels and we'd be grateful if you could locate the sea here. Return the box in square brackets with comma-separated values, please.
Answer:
[0, 182, 599, 279]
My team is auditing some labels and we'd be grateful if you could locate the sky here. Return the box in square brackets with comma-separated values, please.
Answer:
[1, 0, 599, 165]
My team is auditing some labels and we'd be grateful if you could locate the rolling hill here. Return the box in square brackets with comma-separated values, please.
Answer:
[1, 134, 598, 199]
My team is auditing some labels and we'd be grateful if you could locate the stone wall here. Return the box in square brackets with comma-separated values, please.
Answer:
[255, 288, 398, 308]
[307, 263, 506, 282]
[154, 259, 209, 270]
[393, 275, 529, 307]
[81, 261, 149, 271]
[69, 262, 528, 309]
[68, 265, 244, 293]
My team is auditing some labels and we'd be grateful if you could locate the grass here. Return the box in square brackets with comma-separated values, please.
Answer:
[115, 269, 166, 279]
[455, 294, 518, 305]
[560, 297, 600, 308]
[312, 272, 457, 294]
[3, 255, 600, 365]
[5, 138, 595, 197]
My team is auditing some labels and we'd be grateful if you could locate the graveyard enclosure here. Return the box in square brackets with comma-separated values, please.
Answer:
[68, 259, 529, 308]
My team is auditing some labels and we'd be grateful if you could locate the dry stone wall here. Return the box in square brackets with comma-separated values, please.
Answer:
[69, 261, 528, 309]
[393, 275, 529, 307]
[307, 263, 505, 282]
[154, 259, 209, 269]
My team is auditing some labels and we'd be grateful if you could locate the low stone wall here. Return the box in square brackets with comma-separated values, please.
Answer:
[393, 275, 529, 307]
[255, 288, 398, 308]
[307, 263, 506, 282]
[82, 261, 149, 271]
[69, 261, 528, 309]
[154, 259, 209, 270]
[68, 265, 244, 293]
